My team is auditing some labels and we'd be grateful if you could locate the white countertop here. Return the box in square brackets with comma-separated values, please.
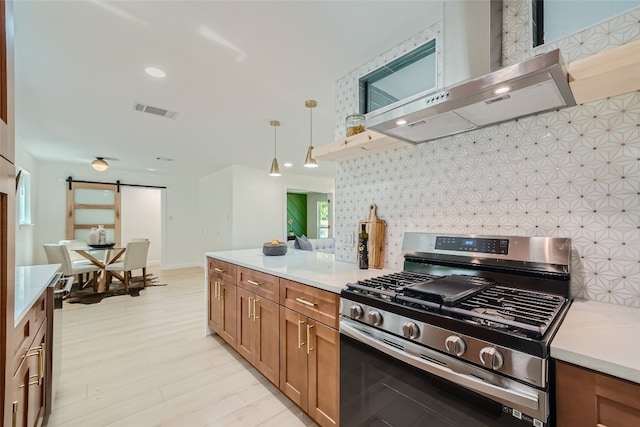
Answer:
[15, 264, 61, 325]
[551, 299, 640, 384]
[205, 248, 397, 294]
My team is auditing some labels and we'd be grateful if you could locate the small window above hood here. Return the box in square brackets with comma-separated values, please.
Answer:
[366, 49, 576, 144]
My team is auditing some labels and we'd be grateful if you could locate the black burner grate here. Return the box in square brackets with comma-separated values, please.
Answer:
[450, 286, 567, 337]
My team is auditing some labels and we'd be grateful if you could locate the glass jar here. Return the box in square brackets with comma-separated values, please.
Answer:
[346, 114, 366, 137]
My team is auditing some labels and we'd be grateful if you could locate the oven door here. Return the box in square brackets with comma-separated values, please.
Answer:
[341, 319, 550, 427]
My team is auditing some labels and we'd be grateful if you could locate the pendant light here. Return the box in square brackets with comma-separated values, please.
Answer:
[304, 99, 318, 168]
[269, 120, 281, 176]
[91, 157, 109, 171]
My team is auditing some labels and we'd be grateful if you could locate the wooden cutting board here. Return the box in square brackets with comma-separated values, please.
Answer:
[358, 204, 386, 269]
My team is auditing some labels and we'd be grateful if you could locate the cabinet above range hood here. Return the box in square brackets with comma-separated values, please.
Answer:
[366, 48, 576, 144]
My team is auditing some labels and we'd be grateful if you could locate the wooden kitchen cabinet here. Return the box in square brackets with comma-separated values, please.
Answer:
[206, 258, 340, 427]
[280, 279, 340, 426]
[208, 258, 238, 348]
[556, 360, 640, 427]
[236, 287, 279, 386]
[0, 0, 15, 162]
[11, 316, 47, 427]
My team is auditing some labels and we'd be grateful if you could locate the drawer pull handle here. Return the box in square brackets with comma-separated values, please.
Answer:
[38, 344, 45, 384]
[253, 299, 260, 321]
[12, 401, 18, 427]
[247, 280, 262, 286]
[213, 267, 225, 273]
[307, 324, 314, 355]
[297, 320, 306, 349]
[295, 297, 316, 307]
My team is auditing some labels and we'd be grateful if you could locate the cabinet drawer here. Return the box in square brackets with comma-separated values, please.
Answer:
[208, 257, 237, 284]
[280, 279, 339, 329]
[237, 267, 279, 303]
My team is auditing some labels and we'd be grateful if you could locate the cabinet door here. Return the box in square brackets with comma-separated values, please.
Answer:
[595, 370, 640, 427]
[556, 361, 596, 426]
[279, 307, 308, 411]
[236, 287, 255, 362]
[10, 324, 45, 427]
[254, 297, 279, 386]
[218, 281, 237, 348]
[29, 324, 46, 427]
[308, 320, 339, 427]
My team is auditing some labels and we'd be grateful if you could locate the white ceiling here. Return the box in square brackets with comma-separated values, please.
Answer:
[14, 0, 443, 178]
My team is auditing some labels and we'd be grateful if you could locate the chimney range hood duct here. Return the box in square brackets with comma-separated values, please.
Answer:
[366, 1, 576, 144]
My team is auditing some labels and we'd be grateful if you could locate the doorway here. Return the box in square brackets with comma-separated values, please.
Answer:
[286, 191, 332, 239]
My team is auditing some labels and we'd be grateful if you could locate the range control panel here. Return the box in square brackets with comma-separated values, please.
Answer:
[435, 236, 509, 255]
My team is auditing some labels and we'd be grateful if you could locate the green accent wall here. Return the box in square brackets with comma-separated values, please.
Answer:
[287, 193, 307, 237]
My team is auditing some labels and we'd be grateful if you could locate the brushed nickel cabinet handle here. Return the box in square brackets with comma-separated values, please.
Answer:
[307, 324, 314, 355]
[297, 320, 306, 349]
[213, 267, 225, 273]
[295, 297, 316, 307]
[247, 279, 262, 286]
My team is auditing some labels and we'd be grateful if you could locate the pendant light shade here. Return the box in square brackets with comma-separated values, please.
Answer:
[91, 157, 109, 171]
[304, 100, 318, 168]
[269, 120, 281, 176]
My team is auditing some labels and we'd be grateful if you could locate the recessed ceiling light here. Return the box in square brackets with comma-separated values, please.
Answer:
[494, 86, 511, 95]
[396, 119, 408, 126]
[147, 168, 155, 171]
[283, 162, 293, 168]
[145, 67, 166, 78]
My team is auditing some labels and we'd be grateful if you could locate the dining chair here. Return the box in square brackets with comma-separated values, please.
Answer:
[59, 239, 91, 263]
[43, 244, 100, 291]
[105, 240, 150, 292]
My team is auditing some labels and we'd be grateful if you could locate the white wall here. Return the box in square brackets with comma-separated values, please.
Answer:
[197, 165, 334, 252]
[121, 186, 162, 265]
[32, 161, 200, 269]
[198, 167, 233, 254]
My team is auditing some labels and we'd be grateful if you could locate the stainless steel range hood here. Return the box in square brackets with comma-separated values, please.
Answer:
[366, 49, 576, 144]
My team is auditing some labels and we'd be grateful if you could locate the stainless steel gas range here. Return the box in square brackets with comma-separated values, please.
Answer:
[340, 233, 572, 427]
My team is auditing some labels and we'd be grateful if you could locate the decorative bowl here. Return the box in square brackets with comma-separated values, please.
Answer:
[88, 243, 116, 249]
[263, 240, 287, 256]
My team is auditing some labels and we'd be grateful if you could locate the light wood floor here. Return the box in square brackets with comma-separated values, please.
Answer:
[45, 267, 317, 427]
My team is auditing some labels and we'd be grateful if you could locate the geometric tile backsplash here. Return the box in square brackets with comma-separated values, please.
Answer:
[333, 2, 640, 308]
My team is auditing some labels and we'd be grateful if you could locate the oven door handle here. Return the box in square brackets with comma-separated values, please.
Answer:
[340, 321, 540, 412]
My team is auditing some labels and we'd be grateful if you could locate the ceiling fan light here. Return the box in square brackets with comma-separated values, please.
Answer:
[91, 157, 109, 171]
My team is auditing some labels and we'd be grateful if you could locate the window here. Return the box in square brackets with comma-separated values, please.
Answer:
[317, 201, 329, 239]
[533, 0, 640, 47]
[359, 39, 437, 114]
[16, 168, 32, 225]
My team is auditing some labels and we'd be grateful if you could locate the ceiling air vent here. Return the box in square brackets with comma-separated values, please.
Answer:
[133, 102, 178, 119]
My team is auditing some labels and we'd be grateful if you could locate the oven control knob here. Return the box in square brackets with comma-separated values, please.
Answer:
[367, 311, 383, 326]
[445, 335, 467, 356]
[479, 347, 504, 370]
[402, 322, 420, 339]
[349, 305, 364, 320]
